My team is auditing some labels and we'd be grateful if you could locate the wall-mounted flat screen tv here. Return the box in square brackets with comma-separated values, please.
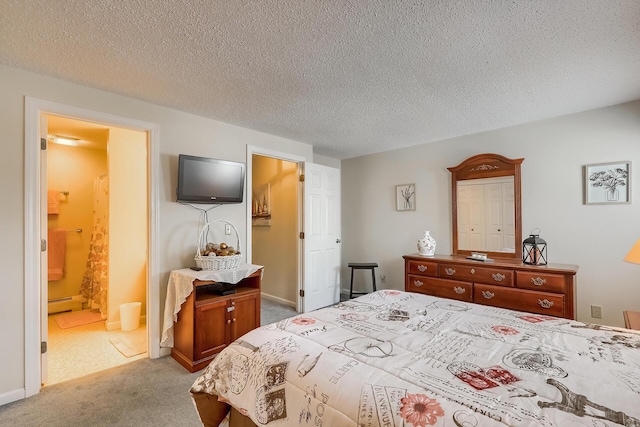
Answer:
[176, 154, 245, 204]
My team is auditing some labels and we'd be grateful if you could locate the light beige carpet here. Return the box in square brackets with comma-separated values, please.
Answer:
[54, 308, 103, 329]
[0, 356, 202, 426]
[109, 327, 147, 357]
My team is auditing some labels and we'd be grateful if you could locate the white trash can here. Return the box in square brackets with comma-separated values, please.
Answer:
[120, 302, 142, 331]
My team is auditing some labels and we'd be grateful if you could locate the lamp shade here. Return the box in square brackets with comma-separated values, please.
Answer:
[624, 238, 640, 265]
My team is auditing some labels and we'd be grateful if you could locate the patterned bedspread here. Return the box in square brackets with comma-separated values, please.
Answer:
[190, 291, 640, 426]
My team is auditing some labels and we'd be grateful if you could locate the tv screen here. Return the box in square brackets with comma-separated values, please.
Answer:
[176, 154, 245, 204]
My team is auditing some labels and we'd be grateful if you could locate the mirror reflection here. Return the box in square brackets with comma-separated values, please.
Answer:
[448, 153, 523, 260]
[457, 177, 515, 253]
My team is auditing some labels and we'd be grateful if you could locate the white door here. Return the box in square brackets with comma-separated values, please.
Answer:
[467, 185, 486, 250]
[457, 185, 471, 250]
[502, 181, 516, 251]
[484, 183, 504, 251]
[39, 114, 49, 383]
[302, 163, 341, 312]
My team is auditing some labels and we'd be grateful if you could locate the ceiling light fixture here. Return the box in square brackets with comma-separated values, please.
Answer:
[49, 135, 80, 147]
[53, 136, 79, 146]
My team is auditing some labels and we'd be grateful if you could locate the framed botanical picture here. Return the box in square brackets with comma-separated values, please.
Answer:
[584, 161, 631, 205]
[396, 183, 416, 211]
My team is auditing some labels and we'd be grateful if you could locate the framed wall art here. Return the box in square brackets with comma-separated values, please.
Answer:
[584, 161, 631, 205]
[252, 183, 272, 225]
[396, 183, 416, 211]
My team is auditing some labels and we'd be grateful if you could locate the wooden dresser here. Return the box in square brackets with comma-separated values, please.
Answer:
[403, 254, 578, 319]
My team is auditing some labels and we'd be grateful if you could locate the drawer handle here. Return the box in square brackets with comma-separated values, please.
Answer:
[417, 265, 428, 272]
[531, 277, 547, 286]
[470, 268, 475, 274]
[445, 268, 456, 276]
[453, 286, 466, 294]
[482, 291, 495, 299]
[227, 319, 231, 324]
[413, 280, 424, 287]
[538, 299, 554, 309]
[492, 273, 506, 282]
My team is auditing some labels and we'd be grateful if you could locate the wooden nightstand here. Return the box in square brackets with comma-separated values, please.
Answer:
[623, 311, 640, 330]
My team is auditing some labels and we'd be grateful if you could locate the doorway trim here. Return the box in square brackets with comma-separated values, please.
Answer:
[245, 146, 306, 311]
[24, 97, 160, 397]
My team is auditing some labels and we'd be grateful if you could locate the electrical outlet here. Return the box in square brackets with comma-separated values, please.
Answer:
[380, 275, 386, 284]
[224, 224, 232, 235]
[591, 305, 602, 319]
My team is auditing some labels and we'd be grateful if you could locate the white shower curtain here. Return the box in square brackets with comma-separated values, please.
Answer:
[80, 176, 109, 318]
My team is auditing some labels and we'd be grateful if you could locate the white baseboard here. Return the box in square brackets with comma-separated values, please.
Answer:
[105, 320, 120, 331]
[260, 292, 296, 308]
[0, 388, 26, 406]
[105, 314, 147, 331]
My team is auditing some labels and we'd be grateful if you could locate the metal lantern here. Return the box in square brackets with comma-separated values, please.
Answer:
[523, 232, 547, 265]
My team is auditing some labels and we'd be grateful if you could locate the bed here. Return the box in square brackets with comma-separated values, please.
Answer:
[190, 290, 640, 426]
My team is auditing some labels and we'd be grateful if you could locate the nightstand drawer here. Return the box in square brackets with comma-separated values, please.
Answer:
[439, 264, 514, 287]
[516, 271, 566, 293]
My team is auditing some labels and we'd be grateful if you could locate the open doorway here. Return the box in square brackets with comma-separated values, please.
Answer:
[43, 114, 148, 385]
[246, 147, 342, 316]
[251, 154, 300, 319]
[24, 97, 159, 398]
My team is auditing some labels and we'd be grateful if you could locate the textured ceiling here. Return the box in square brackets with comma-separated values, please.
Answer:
[2, 1, 640, 159]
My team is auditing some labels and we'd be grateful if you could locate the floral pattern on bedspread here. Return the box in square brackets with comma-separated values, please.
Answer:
[191, 291, 640, 426]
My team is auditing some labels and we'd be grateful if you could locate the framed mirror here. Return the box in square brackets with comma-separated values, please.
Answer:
[448, 153, 524, 260]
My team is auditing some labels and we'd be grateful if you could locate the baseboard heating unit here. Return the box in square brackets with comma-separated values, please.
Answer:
[48, 295, 83, 314]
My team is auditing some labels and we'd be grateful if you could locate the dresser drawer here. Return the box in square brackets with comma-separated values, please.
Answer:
[516, 271, 566, 293]
[407, 275, 472, 302]
[407, 260, 439, 277]
[439, 264, 514, 287]
[474, 284, 564, 317]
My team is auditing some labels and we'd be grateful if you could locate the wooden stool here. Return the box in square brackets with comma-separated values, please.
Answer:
[348, 262, 378, 299]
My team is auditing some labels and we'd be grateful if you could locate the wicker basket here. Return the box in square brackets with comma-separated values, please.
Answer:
[194, 219, 242, 270]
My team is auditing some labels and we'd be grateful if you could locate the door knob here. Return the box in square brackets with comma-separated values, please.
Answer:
[336, 239, 341, 243]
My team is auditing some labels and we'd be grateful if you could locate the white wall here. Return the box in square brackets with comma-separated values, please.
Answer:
[0, 64, 314, 401]
[342, 101, 640, 327]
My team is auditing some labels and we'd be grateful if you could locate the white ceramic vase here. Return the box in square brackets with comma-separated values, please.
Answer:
[417, 231, 436, 257]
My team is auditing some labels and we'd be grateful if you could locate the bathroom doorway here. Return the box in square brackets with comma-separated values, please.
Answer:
[44, 114, 148, 385]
